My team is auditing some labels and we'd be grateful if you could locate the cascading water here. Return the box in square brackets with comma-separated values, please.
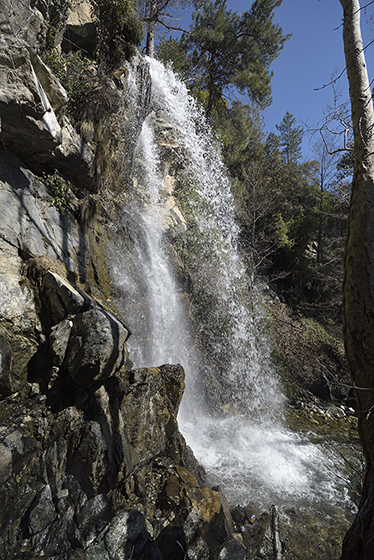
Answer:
[113, 56, 358, 545]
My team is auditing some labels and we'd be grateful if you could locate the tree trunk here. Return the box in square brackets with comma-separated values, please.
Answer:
[340, 0, 374, 558]
[146, 19, 156, 57]
[145, 0, 157, 57]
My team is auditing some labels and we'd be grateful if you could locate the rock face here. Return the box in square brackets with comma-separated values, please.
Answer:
[0, 32, 96, 189]
[0, 5, 256, 560]
[63, 0, 98, 54]
[0, 140, 250, 557]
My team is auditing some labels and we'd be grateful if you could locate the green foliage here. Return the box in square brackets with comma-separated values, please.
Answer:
[182, 0, 289, 116]
[39, 171, 75, 211]
[156, 36, 189, 79]
[275, 213, 294, 249]
[276, 111, 303, 163]
[91, 0, 144, 66]
[216, 103, 348, 327]
[44, 50, 96, 103]
[45, 0, 73, 47]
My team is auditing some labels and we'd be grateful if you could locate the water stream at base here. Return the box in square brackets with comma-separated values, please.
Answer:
[113, 58, 358, 538]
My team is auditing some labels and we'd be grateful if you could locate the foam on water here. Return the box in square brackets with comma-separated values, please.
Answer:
[115, 57, 357, 520]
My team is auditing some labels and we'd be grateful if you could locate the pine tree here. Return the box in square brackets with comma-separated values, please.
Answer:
[183, 0, 288, 116]
[275, 111, 303, 163]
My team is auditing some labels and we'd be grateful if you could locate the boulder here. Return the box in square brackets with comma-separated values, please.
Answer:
[49, 318, 73, 366]
[42, 271, 87, 325]
[109, 365, 185, 474]
[25, 484, 57, 536]
[63, 307, 129, 387]
[63, 0, 98, 55]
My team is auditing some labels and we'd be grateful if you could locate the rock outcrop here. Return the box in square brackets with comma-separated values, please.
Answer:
[0, 109, 251, 560]
[0, 4, 258, 559]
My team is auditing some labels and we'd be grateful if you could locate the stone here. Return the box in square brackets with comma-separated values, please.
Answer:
[63, 307, 129, 387]
[70, 421, 109, 494]
[85, 510, 151, 559]
[4, 430, 23, 454]
[0, 442, 12, 483]
[164, 195, 187, 236]
[49, 318, 73, 365]
[30, 517, 71, 557]
[104, 510, 149, 551]
[217, 540, 246, 560]
[0, 331, 13, 397]
[183, 487, 222, 544]
[25, 484, 57, 536]
[0, 34, 95, 187]
[107, 365, 185, 478]
[0, 35, 63, 160]
[53, 116, 97, 191]
[0, 147, 82, 272]
[43, 271, 87, 324]
[28, 49, 68, 109]
[76, 493, 110, 531]
[63, 0, 98, 55]
[0, 0, 46, 47]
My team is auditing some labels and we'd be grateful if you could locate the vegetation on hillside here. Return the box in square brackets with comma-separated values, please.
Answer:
[43, 0, 351, 334]
[155, 0, 351, 332]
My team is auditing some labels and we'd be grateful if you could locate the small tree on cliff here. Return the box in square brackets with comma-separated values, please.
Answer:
[339, 1, 374, 558]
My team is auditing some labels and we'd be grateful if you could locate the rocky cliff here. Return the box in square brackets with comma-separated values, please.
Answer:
[0, 2, 277, 559]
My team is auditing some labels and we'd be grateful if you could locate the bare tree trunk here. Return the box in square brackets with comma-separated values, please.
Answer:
[146, 19, 156, 57]
[145, 0, 157, 57]
[340, 0, 374, 558]
[270, 505, 282, 560]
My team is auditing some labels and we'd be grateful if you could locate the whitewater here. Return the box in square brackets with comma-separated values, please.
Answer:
[112, 57, 357, 525]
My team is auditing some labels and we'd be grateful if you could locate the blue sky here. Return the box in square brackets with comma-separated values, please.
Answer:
[172, 0, 374, 159]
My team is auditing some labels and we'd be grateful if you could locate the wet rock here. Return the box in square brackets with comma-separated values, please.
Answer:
[183, 487, 222, 543]
[108, 365, 185, 474]
[240, 512, 273, 559]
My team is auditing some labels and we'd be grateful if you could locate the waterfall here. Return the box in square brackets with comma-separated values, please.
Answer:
[112, 57, 357, 522]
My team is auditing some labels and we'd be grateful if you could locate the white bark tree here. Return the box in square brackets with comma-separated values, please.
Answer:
[136, 0, 188, 57]
[339, 0, 374, 557]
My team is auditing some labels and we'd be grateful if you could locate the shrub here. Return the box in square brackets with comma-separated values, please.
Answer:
[92, 0, 144, 67]
[39, 170, 76, 211]
[43, 49, 97, 103]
